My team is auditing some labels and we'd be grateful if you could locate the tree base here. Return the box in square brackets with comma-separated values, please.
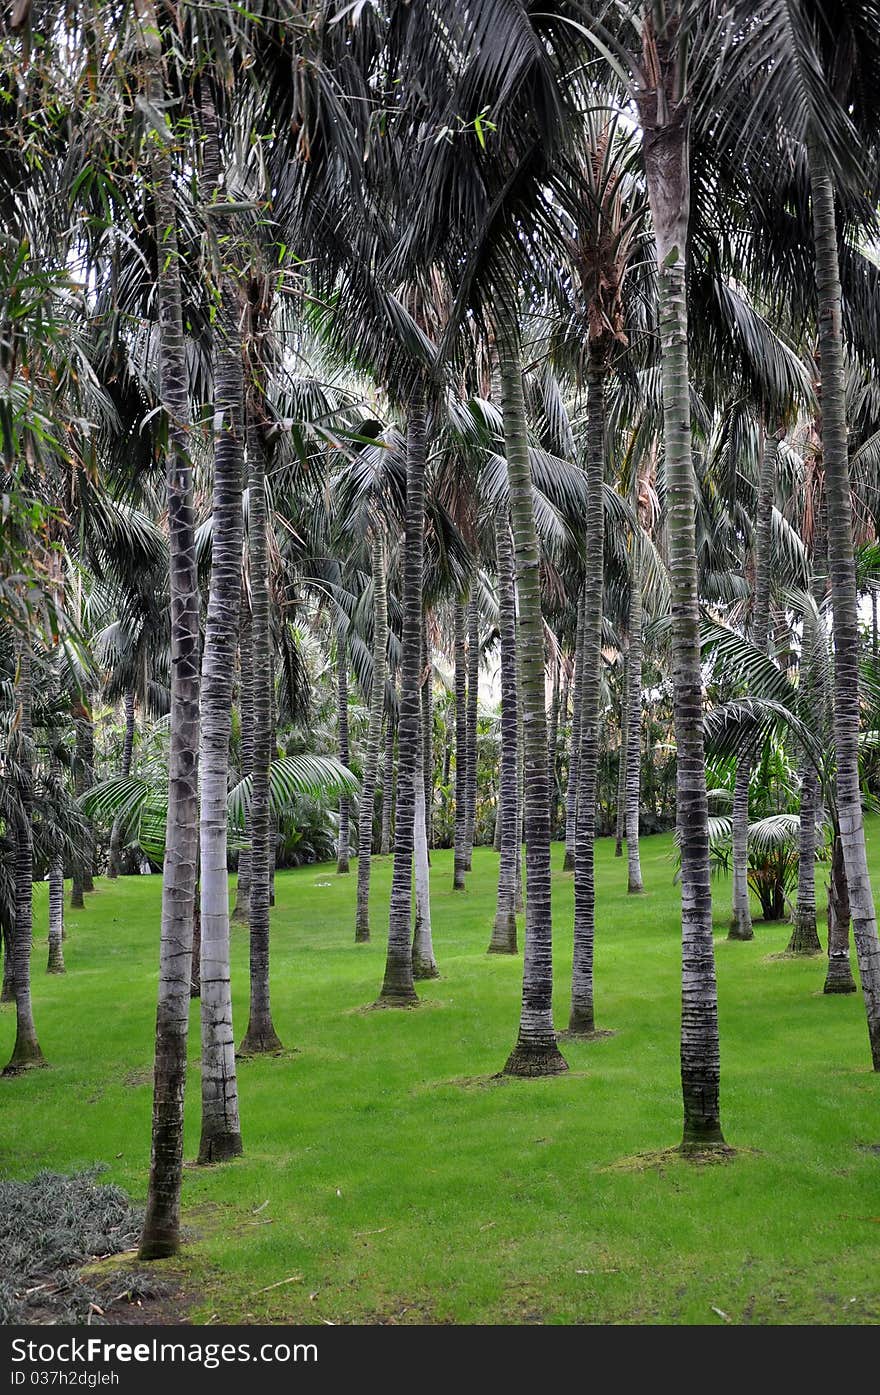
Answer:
[728, 920, 754, 942]
[825, 965, 859, 998]
[46, 949, 65, 975]
[374, 986, 419, 1008]
[562, 850, 574, 872]
[627, 882, 645, 895]
[197, 1131, 243, 1165]
[3, 1041, 48, 1076]
[138, 1231, 179, 1262]
[785, 919, 822, 955]
[680, 1120, 727, 1153]
[566, 1008, 595, 1036]
[354, 927, 370, 944]
[336, 860, 350, 875]
[70, 894, 84, 910]
[412, 959, 439, 980]
[487, 941, 517, 955]
[230, 908, 250, 926]
[503, 1040, 569, 1077]
[238, 1025, 284, 1055]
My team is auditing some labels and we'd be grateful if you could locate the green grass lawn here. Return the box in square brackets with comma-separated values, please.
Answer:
[2, 825, 880, 1325]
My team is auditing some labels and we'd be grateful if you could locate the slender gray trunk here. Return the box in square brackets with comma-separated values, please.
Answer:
[108, 689, 136, 878]
[47, 855, 65, 974]
[378, 383, 428, 1005]
[570, 349, 607, 1033]
[615, 656, 628, 857]
[809, 144, 880, 1065]
[489, 511, 519, 954]
[239, 278, 282, 1055]
[421, 609, 433, 855]
[824, 829, 857, 993]
[3, 640, 46, 1073]
[463, 592, 479, 868]
[412, 758, 438, 978]
[563, 591, 586, 872]
[336, 634, 351, 874]
[639, 21, 724, 1147]
[232, 604, 253, 923]
[452, 598, 468, 889]
[355, 529, 388, 942]
[380, 705, 395, 856]
[496, 300, 566, 1077]
[546, 659, 560, 838]
[197, 81, 244, 1164]
[625, 568, 644, 894]
[137, 0, 201, 1259]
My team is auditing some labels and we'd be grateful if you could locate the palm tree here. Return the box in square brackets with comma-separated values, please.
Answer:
[496, 297, 567, 1077]
[196, 79, 244, 1165]
[239, 270, 283, 1055]
[378, 382, 429, 1007]
[635, 5, 724, 1147]
[134, 0, 203, 1260]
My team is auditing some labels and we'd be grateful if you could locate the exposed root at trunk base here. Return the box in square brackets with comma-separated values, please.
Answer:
[602, 1144, 739, 1174]
[196, 1132, 243, 1166]
[503, 1042, 569, 1077]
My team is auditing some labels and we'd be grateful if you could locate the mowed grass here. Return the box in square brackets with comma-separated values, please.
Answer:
[2, 823, 880, 1325]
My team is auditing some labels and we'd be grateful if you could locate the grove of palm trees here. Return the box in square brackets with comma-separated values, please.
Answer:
[2, 0, 880, 1338]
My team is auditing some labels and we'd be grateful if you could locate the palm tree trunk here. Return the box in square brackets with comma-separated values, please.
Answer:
[47, 854, 65, 975]
[489, 510, 519, 954]
[1, 925, 14, 1003]
[452, 598, 468, 889]
[570, 347, 607, 1033]
[108, 689, 136, 878]
[335, 633, 351, 874]
[3, 640, 46, 1074]
[463, 591, 479, 868]
[232, 603, 253, 923]
[355, 529, 388, 943]
[563, 590, 586, 872]
[421, 611, 434, 854]
[625, 562, 645, 894]
[197, 80, 244, 1164]
[639, 29, 724, 1147]
[788, 761, 822, 954]
[730, 426, 781, 938]
[546, 658, 561, 839]
[380, 704, 395, 855]
[412, 757, 438, 978]
[809, 144, 880, 1064]
[239, 284, 283, 1056]
[378, 383, 428, 1005]
[824, 826, 857, 992]
[71, 703, 95, 906]
[615, 656, 628, 857]
[136, 0, 201, 1260]
[496, 300, 567, 1077]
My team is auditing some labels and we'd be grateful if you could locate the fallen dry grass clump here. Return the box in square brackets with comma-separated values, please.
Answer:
[0, 1169, 160, 1323]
